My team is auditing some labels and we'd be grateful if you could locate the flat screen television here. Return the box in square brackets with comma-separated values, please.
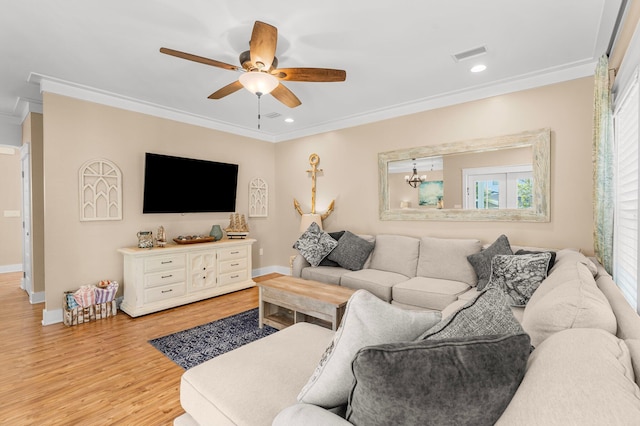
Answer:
[142, 152, 238, 214]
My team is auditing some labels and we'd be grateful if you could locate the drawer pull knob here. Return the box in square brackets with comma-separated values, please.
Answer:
[161, 289, 173, 294]
[231, 274, 239, 279]
[161, 260, 173, 264]
[230, 251, 240, 254]
[161, 274, 173, 279]
[231, 263, 239, 267]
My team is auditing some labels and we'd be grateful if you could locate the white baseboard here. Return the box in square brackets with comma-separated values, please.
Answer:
[252, 265, 290, 277]
[30, 291, 45, 304]
[0, 264, 22, 273]
[40, 266, 289, 326]
[42, 308, 63, 326]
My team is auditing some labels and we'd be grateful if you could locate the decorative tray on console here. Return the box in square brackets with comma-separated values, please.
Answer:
[173, 236, 216, 245]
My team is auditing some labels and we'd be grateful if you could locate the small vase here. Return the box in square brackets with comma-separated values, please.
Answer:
[209, 225, 223, 241]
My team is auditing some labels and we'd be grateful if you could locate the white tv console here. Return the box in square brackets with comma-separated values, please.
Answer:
[118, 238, 256, 317]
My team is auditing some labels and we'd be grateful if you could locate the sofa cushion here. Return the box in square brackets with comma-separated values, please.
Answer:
[486, 252, 552, 306]
[274, 403, 352, 426]
[497, 328, 640, 425]
[549, 248, 598, 276]
[626, 339, 640, 386]
[180, 322, 335, 426]
[301, 265, 350, 285]
[419, 287, 525, 340]
[467, 234, 513, 290]
[293, 222, 338, 267]
[392, 276, 470, 311]
[347, 333, 531, 426]
[340, 269, 408, 302]
[416, 237, 482, 285]
[369, 234, 420, 277]
[326, 231, 375, 271]
[522, 261, 617, 347]
[297, 290, 441, 409]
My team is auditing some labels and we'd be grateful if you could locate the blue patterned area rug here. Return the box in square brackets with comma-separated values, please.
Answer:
[149, 308, 277, 369]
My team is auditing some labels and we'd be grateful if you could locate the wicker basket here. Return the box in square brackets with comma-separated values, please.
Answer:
[63, 291, 117, 326]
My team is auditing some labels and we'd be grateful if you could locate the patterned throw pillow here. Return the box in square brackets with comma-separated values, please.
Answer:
[515, 249, 556, 273]
[318, 231, 345, 267]
[467, 235, 513, 290]
[419, 287, 524, 340]
[292, 222, 338, 267]
[487, 253, 552, 306]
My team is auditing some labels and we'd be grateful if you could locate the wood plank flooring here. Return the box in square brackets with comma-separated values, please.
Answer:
[0, 272, 278, 425]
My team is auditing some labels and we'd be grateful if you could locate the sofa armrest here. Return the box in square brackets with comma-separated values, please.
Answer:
[273, 404, 351, 426]
[292, 254, 310, 277]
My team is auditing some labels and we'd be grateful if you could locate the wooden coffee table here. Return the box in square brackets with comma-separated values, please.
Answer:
[258, 276, 355, 331]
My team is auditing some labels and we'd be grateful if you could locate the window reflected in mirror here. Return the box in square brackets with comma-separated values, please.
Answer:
[379, 129, 550, 221]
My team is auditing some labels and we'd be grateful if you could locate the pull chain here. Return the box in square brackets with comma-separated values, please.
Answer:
[256, 92, 262, 130]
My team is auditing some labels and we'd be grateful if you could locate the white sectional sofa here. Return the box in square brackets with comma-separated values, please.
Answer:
[174, 234, 640, 426]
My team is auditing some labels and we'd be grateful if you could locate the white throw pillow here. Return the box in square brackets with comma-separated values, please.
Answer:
[297, 290, 441, 408]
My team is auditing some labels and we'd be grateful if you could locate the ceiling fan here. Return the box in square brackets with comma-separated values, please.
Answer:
[160, 21, 346, 108]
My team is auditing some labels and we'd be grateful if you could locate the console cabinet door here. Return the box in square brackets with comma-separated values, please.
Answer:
[189, 251, 217, 292]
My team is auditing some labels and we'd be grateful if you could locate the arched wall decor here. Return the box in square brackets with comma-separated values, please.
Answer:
[249, 177, 268, 217]
[79, 158, 122, 221]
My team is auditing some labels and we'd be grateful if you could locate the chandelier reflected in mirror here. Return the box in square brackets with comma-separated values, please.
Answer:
[404, 159, 426, 188]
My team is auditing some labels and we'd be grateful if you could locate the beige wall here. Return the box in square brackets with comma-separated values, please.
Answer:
[276, 77, 595, 262]
[42, 93, 278, 312]
[0, 146, 23, 267]
[39, 76, 594, 316]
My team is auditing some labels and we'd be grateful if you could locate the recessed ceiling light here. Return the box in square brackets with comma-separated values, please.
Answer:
[284, 118, 294, 123]
[470, 64, 487, 73]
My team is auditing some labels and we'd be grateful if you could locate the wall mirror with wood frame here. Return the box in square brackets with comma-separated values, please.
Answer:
[378, 128, 550, 222]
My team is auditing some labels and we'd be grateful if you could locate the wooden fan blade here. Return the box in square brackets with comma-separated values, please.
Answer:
[271, 83, 301, 108]
[273, 68, 346, 82]
[208, 81, 244, 99]
[160, 47, 239, 71]
[249, 21, 277, 71]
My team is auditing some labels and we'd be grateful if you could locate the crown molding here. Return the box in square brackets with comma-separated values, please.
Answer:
[29, 73, 277, 143]
[27, 60, 596, 144]
[274, 60, 597, 142]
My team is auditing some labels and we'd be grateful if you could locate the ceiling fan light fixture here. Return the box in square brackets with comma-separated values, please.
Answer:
[239, 71, 279, 95]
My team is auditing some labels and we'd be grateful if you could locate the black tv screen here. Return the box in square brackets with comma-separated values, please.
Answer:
[143, 153, 238, 214]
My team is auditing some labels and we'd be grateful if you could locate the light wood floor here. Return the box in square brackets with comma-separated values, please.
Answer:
[0, 272, 278, 425]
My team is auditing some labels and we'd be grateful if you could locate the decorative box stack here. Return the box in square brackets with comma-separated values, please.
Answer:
[63, 280, 119, 326]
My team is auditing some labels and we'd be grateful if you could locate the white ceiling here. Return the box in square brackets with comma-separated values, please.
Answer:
[0, 0, 625, 142]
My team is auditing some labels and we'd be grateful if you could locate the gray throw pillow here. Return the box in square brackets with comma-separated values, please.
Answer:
[292, 222, 338, 267]
[326, 231, 375, 271]
[467, 234, 513, 290]
[486, 253, 552, 306]
[419, 287, 525, 340]
[347, 333, 531, 426]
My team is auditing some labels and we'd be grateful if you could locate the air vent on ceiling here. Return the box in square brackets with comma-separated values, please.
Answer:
[452, 46, 487, 62]
[264, 112, 282, 119]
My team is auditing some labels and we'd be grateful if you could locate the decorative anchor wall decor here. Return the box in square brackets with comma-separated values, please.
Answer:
[293, 153, 335, 221]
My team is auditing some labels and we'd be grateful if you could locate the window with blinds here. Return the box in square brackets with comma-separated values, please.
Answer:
[613, 72, 640, 313]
